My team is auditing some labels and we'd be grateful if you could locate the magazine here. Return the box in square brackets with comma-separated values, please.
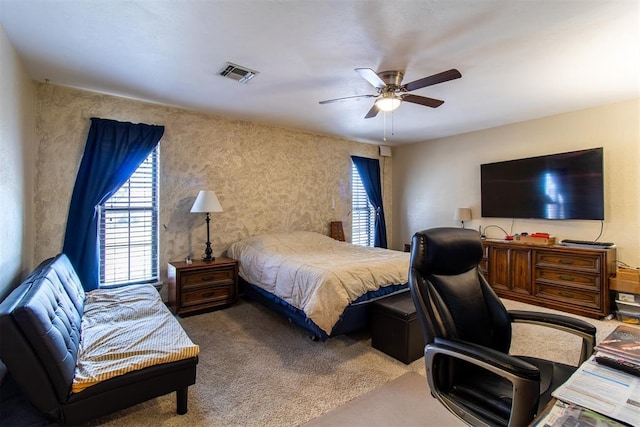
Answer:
[595, 325, 640, 363]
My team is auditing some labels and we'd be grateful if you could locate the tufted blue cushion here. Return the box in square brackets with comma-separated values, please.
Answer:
[13, 279, 82, 400]
[48, 254, 85, 315]
[0, 254, 84, 406]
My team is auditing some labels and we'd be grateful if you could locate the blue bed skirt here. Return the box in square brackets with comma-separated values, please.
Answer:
[240, 278, 408, 341]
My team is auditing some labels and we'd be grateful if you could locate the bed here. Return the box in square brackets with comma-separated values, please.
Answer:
[227, 231, 410, 340]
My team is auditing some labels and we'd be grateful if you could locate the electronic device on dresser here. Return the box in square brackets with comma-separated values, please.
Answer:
[481, 147, 604, 220]
[560, 239, 615, 249]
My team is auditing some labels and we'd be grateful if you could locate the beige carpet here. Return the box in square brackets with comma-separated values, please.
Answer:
[303, 372, 465, 427]
[504, 299, 618, 367]
[72, 297, 620, 427]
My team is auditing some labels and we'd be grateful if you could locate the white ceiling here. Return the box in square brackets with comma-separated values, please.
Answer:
[1, 0, 639, 146]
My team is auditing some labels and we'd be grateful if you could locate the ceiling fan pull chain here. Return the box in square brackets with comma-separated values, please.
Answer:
[383, 112, 387, 142]
[392, 111, 395, 136]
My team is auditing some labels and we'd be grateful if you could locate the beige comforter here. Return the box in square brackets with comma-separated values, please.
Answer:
[72, 284, 199, 393]
[227, 231, 410, 335]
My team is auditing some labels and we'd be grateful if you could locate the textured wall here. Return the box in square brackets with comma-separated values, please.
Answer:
[0, 25, 35, 300]
[34, 83, 392, 282]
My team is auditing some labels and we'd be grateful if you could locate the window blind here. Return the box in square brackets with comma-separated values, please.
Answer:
[99, 147, 159, 286]
[351, 162, 375, 246]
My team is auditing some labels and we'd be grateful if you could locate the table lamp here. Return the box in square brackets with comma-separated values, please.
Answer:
[190, 190, 223, 262]
[453, 208, 472, 228]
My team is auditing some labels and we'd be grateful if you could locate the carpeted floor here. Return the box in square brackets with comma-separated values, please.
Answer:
[0, 297, 621, 426]
[302, 371, 465, 426]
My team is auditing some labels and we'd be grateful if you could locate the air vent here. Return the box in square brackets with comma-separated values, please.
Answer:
[219, 62, 258, 84]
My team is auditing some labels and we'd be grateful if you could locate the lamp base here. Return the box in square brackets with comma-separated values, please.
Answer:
[202, 241, 214, 262]
[202, 212, 215, 262]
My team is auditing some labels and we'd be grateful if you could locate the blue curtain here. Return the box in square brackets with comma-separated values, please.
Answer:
[351, 156, 388, 248]
[62, 118, 164, 291]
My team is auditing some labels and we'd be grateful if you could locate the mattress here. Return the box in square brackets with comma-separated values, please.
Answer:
[227, 231, 410, 335]
[72, 283, 199, 393]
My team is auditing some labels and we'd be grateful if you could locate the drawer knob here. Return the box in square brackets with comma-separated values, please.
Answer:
[202, 291, 215, 298]
[559, 259, 574, 265]
[559, 275, 575, 281]
[559, 291, 574, 298]
[201, 276, 214, 281]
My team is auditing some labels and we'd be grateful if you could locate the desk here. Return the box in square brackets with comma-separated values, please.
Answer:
[533, 400, 626, 426]
[533, 356, 640, 426]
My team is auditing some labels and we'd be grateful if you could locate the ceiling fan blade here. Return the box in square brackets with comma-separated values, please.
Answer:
[402, 94, 444, 108]
[364, 103, 380, 119]
[319, 94, 376, 104]
[403, 69, 461, 92]
[355, 68, 387, 89]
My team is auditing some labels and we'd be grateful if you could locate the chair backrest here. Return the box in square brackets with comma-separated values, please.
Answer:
[409, 227, 512, 353]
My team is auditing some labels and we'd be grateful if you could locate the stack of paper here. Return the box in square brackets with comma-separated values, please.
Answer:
[551, 356, 640, 425]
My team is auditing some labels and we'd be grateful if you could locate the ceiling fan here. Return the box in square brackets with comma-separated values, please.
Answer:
[319, 68, 461, 118]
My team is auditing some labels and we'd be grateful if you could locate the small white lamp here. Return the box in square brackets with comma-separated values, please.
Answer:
[454, 208, 472, 228]
[191, 190, 223, 262]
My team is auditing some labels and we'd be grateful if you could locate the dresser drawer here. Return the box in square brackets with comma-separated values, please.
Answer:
[534, 284, 601, 310]
[535, 269, 600, 290]
[535, 252, 600, 273]
[182, 284, 234, 308]
[181, 267, 235, 288]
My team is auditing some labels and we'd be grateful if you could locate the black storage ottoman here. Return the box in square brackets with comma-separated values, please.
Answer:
[371, 291, 425, 364]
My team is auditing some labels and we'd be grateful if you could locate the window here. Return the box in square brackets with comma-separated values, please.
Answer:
[99, 147, 159, 286]
[351, 162, 375, 246]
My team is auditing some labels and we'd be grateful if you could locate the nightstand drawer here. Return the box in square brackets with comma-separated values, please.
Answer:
[182, 284, 234, 308]
[181, 267, 235, 288]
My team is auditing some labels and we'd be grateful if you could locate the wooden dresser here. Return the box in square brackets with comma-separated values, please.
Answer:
[480, 240, 616, 319]
[168, 257, 238, 316]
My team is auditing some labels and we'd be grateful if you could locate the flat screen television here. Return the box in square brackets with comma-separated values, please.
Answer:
[480, 148, 604, 220]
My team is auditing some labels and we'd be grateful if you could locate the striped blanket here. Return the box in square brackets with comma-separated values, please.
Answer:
[72, 284, 199, 393]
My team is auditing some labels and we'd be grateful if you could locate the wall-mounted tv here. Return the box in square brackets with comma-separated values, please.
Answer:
[480, 148, 604, 220]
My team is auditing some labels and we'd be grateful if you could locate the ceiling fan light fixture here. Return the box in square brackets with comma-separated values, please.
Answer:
[375, 94, 401, 112]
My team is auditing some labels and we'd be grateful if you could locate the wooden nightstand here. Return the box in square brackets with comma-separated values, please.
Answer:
[168, 257, 238, 316]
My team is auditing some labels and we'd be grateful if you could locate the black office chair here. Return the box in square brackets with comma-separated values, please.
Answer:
[409, 228, 596, 427]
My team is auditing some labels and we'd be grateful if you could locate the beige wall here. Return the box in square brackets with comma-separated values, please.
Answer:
[0, 25, 35, 299]
[392, 99, 640, 267]
[33, 84, 392, 283]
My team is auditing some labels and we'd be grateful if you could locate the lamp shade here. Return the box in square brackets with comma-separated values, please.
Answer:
[453, 208, 472, 222]
[375, 93, 401, 112]
[190, 190, 223, 213]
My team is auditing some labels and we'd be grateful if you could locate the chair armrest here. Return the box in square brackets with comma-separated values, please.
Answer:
[426, 337, 540, 427]
[429, 337, 540, 381]
[508, 310, 596, 362]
